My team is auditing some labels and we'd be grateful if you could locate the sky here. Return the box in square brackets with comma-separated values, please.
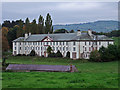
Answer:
[2, 2, 118, 25]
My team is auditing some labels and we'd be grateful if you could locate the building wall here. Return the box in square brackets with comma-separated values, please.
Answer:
[13, 40, 114, 59]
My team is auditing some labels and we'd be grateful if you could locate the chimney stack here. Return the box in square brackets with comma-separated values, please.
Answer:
[25, 33, 28, 39]
[29, 32, 31, 36]
[77, 30, 81, 36]
[88, 29, 92, 36]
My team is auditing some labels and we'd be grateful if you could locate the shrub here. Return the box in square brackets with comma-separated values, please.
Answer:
[99, 45, 117, 62]
[89, 50, 101, 62]
[47, 46, 52, 54]
[22, 54, 26, 56]
[66, 51, 70, 58]
[16, 54, 22, 56]
[48, 52, 56, 57]
[41, 55, 44, 57]
[56, 50, 63, 57]
[29, 50, 37, 56]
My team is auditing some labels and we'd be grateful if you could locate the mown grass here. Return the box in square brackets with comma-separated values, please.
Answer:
[2, 56, 118, 88]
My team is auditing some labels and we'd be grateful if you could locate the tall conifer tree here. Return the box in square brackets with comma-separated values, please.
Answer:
[38, 15, 44, 34]
[30, 19, 38, 34]
[45, 13, 53, 34]
[25, 17, 30, 33]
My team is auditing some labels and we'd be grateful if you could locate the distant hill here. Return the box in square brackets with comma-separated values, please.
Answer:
[53, 20, 118, 32]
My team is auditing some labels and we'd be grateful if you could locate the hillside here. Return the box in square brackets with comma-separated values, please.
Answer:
[53, 20, 118, 32]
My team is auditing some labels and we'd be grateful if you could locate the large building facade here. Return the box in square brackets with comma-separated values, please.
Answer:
[13, 30, 114, 59]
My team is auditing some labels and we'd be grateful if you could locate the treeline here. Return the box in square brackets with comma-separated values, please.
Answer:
[92, 30, 120, 37]
[1, 13, 53, 51]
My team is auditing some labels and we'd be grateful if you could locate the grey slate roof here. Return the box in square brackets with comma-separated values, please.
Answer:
[6, 64, 78, 72]
[13, 32, 113, 42]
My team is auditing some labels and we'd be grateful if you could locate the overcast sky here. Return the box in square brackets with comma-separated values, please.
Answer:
[2, 2, 118, 25]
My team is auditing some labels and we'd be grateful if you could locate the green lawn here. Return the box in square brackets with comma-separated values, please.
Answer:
[2, 56, 118, 88]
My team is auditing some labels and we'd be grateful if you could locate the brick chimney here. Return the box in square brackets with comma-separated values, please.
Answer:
[77, 30, 81, 36]
[25, 33, 28, 39]
[29, 32, 31, 36]
[88, 29, 92, 36]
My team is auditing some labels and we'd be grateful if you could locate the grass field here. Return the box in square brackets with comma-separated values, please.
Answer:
[2, 56, 118, 88]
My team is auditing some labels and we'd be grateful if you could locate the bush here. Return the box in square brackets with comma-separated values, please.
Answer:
[22, 54, 26, 56]
[56, 50, 63, 57]
[89, 50, 101, 62]
[47, 46, 52, 54]
[48, 52, 56, 57]
[41, 55, 44, 57]
[16, 54, 22, 56]
[66, 51, 70, 58]
[29, 50, 37, 56]
[99, 45, 118, 62]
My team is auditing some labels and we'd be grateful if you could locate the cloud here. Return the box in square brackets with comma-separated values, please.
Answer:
[2, 2, 118, 24]
[57, 2, 101, 11]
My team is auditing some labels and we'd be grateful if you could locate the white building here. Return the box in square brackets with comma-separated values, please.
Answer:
[12, 30, 114, 59]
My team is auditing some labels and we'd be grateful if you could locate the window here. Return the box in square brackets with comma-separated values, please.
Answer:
[60, 42, 61, 45]
[56, 47, 58, 51]
[50, 42, 52, 45]
[63, 42, 64, 45]
[25, 47, 26, 50]
[108, 42, 109, 45]
[63, 47, 65, 51]
[20, 47, 21, 50]
[15, 42, 16, 45]
[73, 47, 76, 51]
[41, 47, 42, 50]
[47, 42, 48, 45]
[53, 42, 55, 45]
[66, 42, 68, 45]
[73, 42, 76, 45]
[56, 42, 58, 45]
[85, 42, 86, 45]
[85, 47, 87, 51]
[66, 47, 68, 51]
[89, 47, 91, 51]
[20, 43, 21, 45]
[95, 42, 97, 45]
[60, 47, 61, 50]
[15, 47, 16, 50]
[89, 42, 91, 45]
[99, 41, 101, 45]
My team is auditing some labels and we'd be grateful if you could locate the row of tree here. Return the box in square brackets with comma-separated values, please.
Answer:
[89, 44, 120, 62]
[1, 13, 53, 50]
